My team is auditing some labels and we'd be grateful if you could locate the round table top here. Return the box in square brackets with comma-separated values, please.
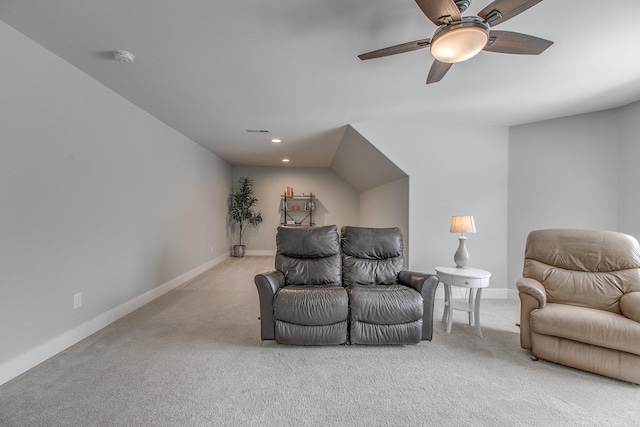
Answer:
[435, 266, 491, 279]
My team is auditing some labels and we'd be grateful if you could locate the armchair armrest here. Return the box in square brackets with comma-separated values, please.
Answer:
[516, 277, 546, 350]
[254, 270, 285, 340]
[399, 270, 440, 341]
[517, 277, 546, 307]
[620, 292, 640, 323]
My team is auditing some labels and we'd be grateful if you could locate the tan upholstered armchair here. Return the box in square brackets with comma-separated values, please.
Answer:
[518, 229, 640, 384]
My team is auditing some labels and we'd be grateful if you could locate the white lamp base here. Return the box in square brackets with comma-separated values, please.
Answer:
[454, 235, 470, 268]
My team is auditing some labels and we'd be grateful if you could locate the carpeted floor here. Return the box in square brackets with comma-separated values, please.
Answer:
[0, 256, 638, 426]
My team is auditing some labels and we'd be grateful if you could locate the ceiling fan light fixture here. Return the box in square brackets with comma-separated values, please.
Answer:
[430, 19, 490, 63]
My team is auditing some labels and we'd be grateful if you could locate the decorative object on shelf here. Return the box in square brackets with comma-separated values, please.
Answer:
[281, 192, 316, 227]
[285, 186, 293, 197]
[450, 215, 476, 268]
[228, 177, 263, 257]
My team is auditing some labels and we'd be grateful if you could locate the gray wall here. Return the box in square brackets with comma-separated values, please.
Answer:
[353, 123, 509, 294]
[619, 101, 640, 239]
[0, 21, 232, 366]
[507, 109, 622, 291]
[231, 166, 360, 252]
[359, 177, 410, 261]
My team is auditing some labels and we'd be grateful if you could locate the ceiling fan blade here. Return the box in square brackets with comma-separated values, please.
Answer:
[415, 0, 461, 26]
[484, 30, 553, 54]
[478, 0, 542, 27]
[427, 60, 453, 84]
[358, 39, 431, 60]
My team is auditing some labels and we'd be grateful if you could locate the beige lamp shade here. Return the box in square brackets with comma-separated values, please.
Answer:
[450, 216, 476, 235]
[450, 215, 476, 268]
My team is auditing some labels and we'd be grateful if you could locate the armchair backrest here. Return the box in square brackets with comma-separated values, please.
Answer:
[341, 226, 404, 288]
[523, 229, 640, 313]
[275, 225, 341, 286]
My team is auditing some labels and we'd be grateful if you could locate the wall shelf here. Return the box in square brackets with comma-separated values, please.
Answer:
[281, 193, 316, 226]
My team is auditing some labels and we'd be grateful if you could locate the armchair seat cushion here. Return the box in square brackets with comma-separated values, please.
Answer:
[531, 303, 640, 357]
[274, 284, 348, 326]
[349, 284, 423, 325]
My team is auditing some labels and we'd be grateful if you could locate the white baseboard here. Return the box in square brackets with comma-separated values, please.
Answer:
[0, 253, 229, 386]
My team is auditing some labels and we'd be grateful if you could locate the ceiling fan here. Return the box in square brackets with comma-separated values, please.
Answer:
[358, 0, 553, 84]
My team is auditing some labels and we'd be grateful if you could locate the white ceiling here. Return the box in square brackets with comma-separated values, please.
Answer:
[2, 0, 640, 167]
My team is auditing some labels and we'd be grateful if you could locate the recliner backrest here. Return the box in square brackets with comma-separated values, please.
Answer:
[275, 225, 341, 285]
[341, 226, 404, 288]
[523, 228, 640, 313]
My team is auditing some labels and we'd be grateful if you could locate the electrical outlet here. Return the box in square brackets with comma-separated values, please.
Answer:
[210, 246, 214, 254]
[74, 293, 82, 309]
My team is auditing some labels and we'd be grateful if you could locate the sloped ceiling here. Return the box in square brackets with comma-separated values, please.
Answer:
[331, 126, 407, 192]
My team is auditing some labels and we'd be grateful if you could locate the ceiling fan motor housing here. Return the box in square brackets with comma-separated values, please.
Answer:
[455, 0, 472, 12]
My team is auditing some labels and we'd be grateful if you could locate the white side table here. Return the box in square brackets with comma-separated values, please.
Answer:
[435, 266, 491, 338]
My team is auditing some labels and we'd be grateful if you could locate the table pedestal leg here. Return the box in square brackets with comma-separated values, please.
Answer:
[474, 288, 483, 338]
[467, 289, 473, 326]
[445, 284, 453, 334]
[441, 283, 449, 323]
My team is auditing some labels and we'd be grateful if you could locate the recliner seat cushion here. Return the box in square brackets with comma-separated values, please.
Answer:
[275, 321, 348, 346]
[274, 284, 348, 325]
[531, 303, 640, 357]
[349, 284, 423, 325]
[350, 320, 423, 345]
[349, 284, 424, 345]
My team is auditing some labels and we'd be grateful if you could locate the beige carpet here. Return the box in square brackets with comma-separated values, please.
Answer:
[0, 256, 638, 426]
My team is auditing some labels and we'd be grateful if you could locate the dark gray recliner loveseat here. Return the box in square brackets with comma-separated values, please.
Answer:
[255, 225, 439, 345]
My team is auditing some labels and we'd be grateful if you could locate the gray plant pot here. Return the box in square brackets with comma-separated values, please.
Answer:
[232, 245, 246, 257]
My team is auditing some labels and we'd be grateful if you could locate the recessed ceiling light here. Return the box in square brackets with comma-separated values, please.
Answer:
[271, 139, 282, 143]
[282, 158, 290, 163]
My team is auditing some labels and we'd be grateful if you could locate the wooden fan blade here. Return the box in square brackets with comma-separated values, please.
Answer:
[484, 30, 553, 54]
[358, 39, 431, 60]
[415, 0, 461, 26]
[427, 60, 453, 84]
[478, 0, 543, 27]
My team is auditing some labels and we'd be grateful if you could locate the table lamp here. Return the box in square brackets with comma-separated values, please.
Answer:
[450, 215, 476, 269]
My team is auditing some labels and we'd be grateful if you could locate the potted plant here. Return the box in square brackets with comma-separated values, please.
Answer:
[228, 177, 263, 257]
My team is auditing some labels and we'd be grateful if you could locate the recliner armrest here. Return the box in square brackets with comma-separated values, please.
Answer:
[398, 270, 436, 292]
[517, 277, 546, 307]
[516, 277, 546, 350]
[621, 292, 640, 322]
[254, 270, 285, 340]
[398, 270, 439, 341]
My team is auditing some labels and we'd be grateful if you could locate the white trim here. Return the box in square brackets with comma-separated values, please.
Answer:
[0, 253, 229, 386]
[245, 250, 276, 256]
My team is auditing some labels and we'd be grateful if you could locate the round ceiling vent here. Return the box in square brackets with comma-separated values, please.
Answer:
[113, 50, 135, 63]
